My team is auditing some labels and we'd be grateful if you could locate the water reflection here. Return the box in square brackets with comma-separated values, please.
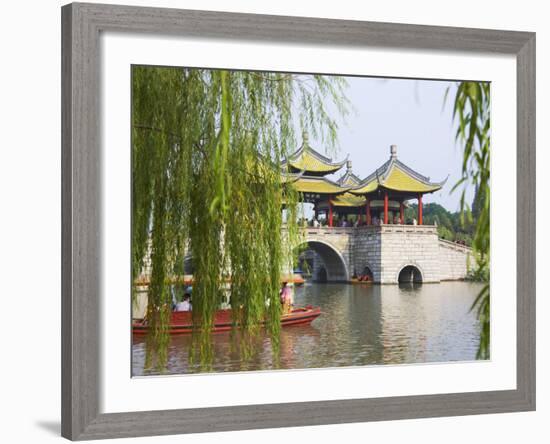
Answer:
[132, 281, 483, 375]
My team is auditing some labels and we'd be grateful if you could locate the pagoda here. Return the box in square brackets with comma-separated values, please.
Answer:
[350, 145, 447, 225]
[282, 133, 350, 226]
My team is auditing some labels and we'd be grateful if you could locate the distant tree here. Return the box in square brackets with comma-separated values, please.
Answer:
[438, 225, 454, 241]
[455, 232, 473, 245]
[405, 202, 473, 246]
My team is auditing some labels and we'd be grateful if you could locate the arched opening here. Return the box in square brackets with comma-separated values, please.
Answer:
[398, 265, 423, 284]
[298, 240, 348, 282]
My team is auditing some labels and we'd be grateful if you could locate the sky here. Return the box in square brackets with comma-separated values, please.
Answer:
[303, 76, 473, 212]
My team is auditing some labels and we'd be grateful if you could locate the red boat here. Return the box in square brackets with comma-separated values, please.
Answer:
[132, 305, 321, 335]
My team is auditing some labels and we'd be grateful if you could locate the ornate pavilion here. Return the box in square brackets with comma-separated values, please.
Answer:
[282, 133, 351, 227]
[283, 136, 447, 226]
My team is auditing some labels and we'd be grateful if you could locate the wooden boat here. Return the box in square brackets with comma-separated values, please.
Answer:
[132, 305, 321, 335]
[291, 273, 305, 286]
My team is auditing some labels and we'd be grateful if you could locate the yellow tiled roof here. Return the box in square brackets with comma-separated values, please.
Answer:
[381, 165, 443, 193]
[350, 158, 445, 196]
[292, 177, 349, 195]
[350, 179, 378, 195]
[284, 137, 347, 175]
[281, 172, 304, 184]
[289, 152, 341, 174]
[337, 168, 362, 186]
[288, 150, 345, 174]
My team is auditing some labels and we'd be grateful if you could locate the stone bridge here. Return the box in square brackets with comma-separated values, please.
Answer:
[298, 225, 472, 284]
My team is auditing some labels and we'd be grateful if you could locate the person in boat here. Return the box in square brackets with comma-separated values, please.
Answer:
[175, 293, 192, 312]
[280, 282, 293, 314]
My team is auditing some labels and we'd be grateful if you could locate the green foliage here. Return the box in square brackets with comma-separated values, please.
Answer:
[450, 81, 491, 359]
[437, 225, 454, 241]
[404, 202, 474, 244]
[454, 232, 473, 246]
[132, 66, 348, 370]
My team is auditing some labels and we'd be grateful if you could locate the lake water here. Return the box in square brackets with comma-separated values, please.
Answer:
[132, 281, 484, 375]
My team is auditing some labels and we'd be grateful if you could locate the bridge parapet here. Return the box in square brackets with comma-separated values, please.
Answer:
[439, 238, 473, 253]
[299, 224, 438, 234]
[438, 239, 472, 280]
[301, 226, 354, 236]
[354, 224, 438, 234]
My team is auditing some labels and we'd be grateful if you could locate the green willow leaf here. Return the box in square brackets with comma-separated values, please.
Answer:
[451, 81, 491, 359]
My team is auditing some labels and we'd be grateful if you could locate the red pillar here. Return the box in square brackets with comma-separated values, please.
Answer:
[400, 202, 404, 224]
[329, 196, 333, 227]
[418, 194, 423, 225]
[383, 192, 389, 224]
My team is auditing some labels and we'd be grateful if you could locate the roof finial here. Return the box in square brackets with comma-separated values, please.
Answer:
[302, 130, 310, 146]
[346, 160, 352, 171]
[390, 144, 397, 159]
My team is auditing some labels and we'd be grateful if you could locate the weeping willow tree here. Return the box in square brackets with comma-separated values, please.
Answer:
[450, 81, 491, 359]
[132, 66, 348, 370]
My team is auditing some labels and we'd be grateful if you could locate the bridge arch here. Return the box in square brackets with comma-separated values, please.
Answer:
[298, 239, 349, 282]
[397, 263, 423, 284]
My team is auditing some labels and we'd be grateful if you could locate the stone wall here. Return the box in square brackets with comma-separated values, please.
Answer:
[350, 225, 471, 284]
[351, 227, 381, 281]
[438, 239, 472, 281]
[300, 227, 353, 281]
[379, 225, 440, 283]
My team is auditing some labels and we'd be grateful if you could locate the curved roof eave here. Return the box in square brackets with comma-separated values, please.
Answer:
[283, 140, 348, 174]
[292, 175, 351, 195]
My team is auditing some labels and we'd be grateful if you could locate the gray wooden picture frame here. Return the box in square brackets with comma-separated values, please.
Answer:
[61, 2, 536, 440]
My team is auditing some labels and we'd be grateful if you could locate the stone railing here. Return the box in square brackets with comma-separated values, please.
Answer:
[376, 224, 438, 235]
[301, 226, 355, 236]
[439, 238, 473, 253]
[301, 224, 438, 235]
[298, 224, 437, 233]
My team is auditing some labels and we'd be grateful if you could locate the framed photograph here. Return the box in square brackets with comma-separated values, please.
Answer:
[61, 2, 535, 440]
